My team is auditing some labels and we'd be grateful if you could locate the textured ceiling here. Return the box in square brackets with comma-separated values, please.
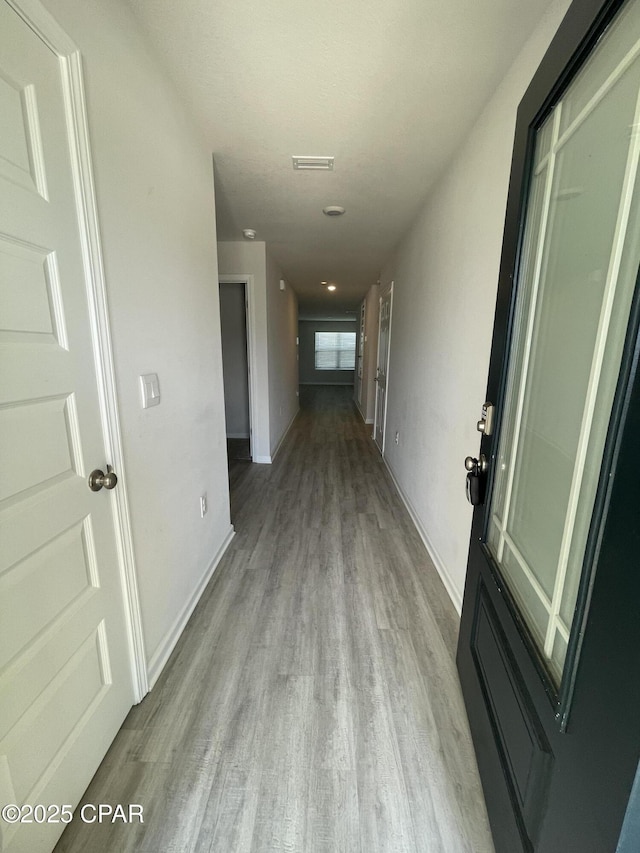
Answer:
[127, 0, 556, 317]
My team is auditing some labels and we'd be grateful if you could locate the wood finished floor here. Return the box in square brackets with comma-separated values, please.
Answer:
[55, 386, 494, 853]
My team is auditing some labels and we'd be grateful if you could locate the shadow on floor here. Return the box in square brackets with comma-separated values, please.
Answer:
[226, 437, 251, 462]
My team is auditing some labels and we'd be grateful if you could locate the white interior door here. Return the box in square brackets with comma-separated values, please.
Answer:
[357, 301, 365, 406]
[0, 4, 135, 851]
[374, 284, 393, 452]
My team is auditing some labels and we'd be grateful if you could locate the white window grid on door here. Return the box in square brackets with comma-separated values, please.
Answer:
[488, 23, 640, 680]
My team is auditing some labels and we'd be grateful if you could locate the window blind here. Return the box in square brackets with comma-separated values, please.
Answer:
[314, 331, 356, 370]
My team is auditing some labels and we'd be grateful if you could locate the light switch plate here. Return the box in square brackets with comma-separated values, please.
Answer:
[140, 373, 160, 408]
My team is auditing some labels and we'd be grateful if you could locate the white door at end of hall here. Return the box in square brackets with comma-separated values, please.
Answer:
[0, 3, 135, 851]
[357, 301, 365, 406]
[374, 285, 393, 452]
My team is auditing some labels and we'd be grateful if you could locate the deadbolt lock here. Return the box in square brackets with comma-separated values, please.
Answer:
[476, 402, 495, 436]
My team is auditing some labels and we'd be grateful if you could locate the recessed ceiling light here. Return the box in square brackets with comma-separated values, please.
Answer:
[321, 281, 328, 285]
[242, 228, 256, 239]
[327, 285, 337, 291]
[323, 206, 345, 216]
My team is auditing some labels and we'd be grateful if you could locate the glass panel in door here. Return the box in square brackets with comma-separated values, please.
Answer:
[487, 0, 640, 685]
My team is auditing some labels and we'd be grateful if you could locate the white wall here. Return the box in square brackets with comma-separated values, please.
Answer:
[219, 282, 250, 437]
[379, 0, 572, 613]
[217, 241, 299, 462]
[41, 0, 232, 681]
[357, 284, 380, 425]
[266, 254, 299, 458]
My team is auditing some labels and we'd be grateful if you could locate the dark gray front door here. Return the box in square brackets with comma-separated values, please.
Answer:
[457, 1, 640, 850]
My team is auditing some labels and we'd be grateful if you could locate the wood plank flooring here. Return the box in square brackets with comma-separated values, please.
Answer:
[55, 385, 494, 853]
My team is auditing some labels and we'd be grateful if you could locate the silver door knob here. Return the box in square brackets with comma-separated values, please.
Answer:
[88, 468, 118, 491]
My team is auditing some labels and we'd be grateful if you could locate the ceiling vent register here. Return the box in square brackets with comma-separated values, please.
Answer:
[292, 156, 334, 171]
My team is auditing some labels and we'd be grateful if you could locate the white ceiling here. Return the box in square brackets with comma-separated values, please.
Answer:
[127, 0, 555, 317]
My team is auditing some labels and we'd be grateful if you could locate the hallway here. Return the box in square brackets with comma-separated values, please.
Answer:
[55, 386, 493, 853]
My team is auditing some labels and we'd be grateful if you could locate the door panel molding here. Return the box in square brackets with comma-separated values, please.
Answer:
[471, 583, 554, 848]
[6, 0, 148, 700]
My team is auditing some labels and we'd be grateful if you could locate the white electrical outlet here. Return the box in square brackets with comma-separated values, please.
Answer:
[200, 493, 208, 517]
[395, 431, 400, 445]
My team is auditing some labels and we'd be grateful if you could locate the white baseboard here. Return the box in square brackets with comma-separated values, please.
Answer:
[271, 407, 299, 462]
[147, 524, 235, 688]
[253, 455, 272, 464]
[355, 401, 374, 425]
[382, 458, 463, 615]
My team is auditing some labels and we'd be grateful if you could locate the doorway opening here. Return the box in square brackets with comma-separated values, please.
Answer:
[219, 280, 252, 464]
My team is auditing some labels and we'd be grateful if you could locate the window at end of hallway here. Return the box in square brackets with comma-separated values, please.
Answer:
[314, 331, 356, 370]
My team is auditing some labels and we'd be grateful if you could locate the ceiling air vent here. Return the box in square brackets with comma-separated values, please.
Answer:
[292, 156, 334, 171]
